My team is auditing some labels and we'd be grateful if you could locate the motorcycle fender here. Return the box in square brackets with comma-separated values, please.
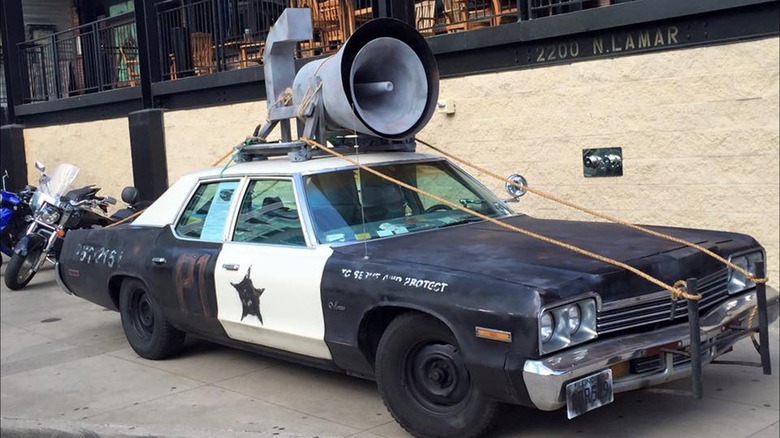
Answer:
[13, 234, 46, 257]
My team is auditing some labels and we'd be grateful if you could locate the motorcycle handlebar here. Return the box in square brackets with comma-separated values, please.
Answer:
[68, 196, 115, 209]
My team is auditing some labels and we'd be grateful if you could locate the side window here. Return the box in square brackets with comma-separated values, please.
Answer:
[232, 179, 306, 246]
[175, 180, 239, 241]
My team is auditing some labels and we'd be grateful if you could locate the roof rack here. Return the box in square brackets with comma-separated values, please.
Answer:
[233, 135, 416, 163]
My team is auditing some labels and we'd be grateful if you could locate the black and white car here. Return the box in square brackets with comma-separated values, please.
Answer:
[57, 149, 778, 438]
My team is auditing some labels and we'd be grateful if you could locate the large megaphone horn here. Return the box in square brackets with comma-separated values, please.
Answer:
[292, 18, 439, 140]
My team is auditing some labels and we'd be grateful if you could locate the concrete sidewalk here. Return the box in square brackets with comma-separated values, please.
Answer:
[1, 265, 778, 438]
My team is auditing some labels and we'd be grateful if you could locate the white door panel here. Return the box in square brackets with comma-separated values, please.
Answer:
[215, 243, 333, 359]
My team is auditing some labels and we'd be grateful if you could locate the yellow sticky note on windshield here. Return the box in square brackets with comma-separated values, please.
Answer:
[355, 233, 371, 240]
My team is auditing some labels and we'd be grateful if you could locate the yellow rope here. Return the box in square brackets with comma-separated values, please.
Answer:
[415, 138, 769, 286]
[296, 82, 323, 119]
[104, 208, 145, 229]
[301, 137, 701, 301]
[210, 148, 237, 167]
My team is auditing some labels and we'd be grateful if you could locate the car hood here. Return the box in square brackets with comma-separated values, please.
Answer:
[331, 216, 759, 302]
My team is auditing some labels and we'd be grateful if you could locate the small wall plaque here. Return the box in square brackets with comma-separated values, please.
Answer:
[583, 147, 623, 177]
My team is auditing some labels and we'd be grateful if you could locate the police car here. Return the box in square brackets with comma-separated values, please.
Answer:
[57, 149, 777, 438]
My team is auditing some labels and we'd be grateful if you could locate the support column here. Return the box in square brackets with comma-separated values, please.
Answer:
[0, 125, 28, 191]
[128, 109, 168, 201]
[1, 0, 27, 120]
[377, 0, 414, 26]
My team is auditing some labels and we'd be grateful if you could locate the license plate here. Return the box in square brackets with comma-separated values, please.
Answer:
[565, 369, 614, 419]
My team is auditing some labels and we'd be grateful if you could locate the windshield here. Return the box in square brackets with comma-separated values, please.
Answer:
[40, 163, 80, 199]
[303, 160, 512, 244]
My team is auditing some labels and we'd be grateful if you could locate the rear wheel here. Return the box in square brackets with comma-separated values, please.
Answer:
[375, 313, 498, 438]
[4, 248, 43, 290]
[119, 279, 185, 359]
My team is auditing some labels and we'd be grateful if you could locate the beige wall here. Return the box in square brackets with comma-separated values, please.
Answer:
[23, 118, 134, 208]
[23, 37, 779, 284]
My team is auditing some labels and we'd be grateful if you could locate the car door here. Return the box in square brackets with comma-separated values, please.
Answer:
[150, 178, 242, 336]
[214, 177, 333, 360]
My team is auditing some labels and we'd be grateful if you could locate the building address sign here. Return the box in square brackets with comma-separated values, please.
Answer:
[529, 25, 681, 65]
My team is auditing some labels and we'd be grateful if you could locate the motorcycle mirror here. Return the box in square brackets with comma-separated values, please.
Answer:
[105, 196, 117, 205]
[34, 161, 46, 173]
[2, 170, 8, 192]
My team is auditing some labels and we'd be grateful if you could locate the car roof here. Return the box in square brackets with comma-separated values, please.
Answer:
[133, 151, 444, 228]
[185, 151, 443, 179]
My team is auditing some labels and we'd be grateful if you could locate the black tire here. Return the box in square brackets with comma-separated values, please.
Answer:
[119, 279, 185, 359]
[375, 313, 498, 438]
[4, 249, 42, 290]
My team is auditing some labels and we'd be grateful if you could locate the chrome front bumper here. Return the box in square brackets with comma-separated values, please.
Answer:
[522, 287, 779, 411]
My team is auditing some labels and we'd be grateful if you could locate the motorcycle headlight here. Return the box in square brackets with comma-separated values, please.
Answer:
[539, 298, 598, 355]
[39, 205, 61, 225]
[728, 250, 764, 294]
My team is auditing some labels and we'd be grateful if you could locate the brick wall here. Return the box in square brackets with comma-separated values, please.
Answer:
[23, 36, 779, 283]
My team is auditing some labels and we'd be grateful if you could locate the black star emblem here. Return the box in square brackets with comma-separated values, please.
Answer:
[230, 266, 266, 324]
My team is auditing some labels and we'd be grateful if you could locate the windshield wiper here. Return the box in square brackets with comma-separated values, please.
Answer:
[439, 216, 483, 228]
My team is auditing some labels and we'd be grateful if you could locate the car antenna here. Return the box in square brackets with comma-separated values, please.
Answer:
[352, 104, 370, 260]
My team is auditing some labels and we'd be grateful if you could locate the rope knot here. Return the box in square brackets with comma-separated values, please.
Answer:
[672, 280, 702, 301]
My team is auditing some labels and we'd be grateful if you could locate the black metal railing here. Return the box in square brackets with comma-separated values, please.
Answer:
[528, 0, 626, 19]
[17, 12, 138, 103]
[12, 0, 635, 100]
[156, 0, 286, 80]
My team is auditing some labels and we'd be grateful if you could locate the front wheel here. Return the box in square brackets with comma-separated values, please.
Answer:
[375, 313, 498, 438]
[119, 279, 185, 359]
[3, 248, 43, 290]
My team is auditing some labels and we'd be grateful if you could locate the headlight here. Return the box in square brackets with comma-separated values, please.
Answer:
[728, 250, 764, 294]
[566, 304, 581, 334]
[539, 298, 598, 355]
[540, 313, 554, 343]
[39, 205, 61, 225]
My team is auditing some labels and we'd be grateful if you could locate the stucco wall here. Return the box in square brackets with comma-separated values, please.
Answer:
[23, 118, 134, 207]
[22, 36, 779, 284]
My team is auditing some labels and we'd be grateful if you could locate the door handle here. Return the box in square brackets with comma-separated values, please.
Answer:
[222, 263, 240, 271]
[152, 257, 167, 265]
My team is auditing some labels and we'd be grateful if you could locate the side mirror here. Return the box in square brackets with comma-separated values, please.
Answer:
[34, 161, 46, 173]
[1, 170, 8, 192]
[504, 174, 528, 202]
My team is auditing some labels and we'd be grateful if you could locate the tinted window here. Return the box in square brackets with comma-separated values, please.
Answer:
[175, 180, 239, 241]
[232, 179, 306, 246]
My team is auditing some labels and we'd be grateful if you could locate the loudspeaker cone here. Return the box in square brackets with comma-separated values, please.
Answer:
[292, 18, 439, 140]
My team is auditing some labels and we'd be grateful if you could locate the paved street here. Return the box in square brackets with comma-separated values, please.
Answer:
[1, 264, 778, 438]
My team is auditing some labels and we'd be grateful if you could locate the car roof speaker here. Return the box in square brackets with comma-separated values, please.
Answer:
[293, 18, 439, 140]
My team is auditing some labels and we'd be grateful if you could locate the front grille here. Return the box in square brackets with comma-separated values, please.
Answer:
[597, 268, 730, 335]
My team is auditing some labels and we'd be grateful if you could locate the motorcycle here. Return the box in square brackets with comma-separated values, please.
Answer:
[1, 171, 36, 269]
[4, 162, 116, 290]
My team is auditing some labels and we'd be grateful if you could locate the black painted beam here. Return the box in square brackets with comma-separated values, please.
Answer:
[432, 0, 780, 78]
[0, 125, 28, 191]
[134, 0, 155, 108]
[128, 109, 168, 201]
[11, 0, 780, 128]
[1, 0, 27, 123]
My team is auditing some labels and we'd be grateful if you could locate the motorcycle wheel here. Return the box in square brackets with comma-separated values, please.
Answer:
[4, 249, 42, 290]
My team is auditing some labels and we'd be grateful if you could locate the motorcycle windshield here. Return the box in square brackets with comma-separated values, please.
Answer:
[41, 164, 80, 200]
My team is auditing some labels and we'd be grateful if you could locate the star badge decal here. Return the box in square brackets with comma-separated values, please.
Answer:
[230, 266, 266, 324]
